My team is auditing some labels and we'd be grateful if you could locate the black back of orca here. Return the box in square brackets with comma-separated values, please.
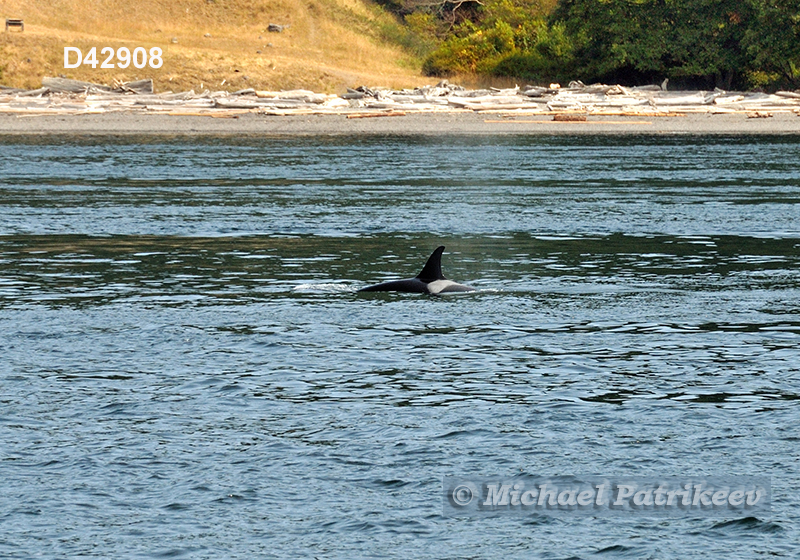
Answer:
[359, 246, 474, 294]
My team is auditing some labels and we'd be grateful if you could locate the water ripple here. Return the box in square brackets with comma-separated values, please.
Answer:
[1, 135, 798, 559]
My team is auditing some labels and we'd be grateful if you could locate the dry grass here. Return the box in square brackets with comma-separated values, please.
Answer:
[0, 0, 430, 92]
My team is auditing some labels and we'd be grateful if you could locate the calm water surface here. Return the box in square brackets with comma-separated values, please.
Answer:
[1, 134, 799, 558]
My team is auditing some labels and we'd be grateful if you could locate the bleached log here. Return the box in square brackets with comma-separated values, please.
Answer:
[2, 80, 798, 117]
[654, 92, 716, 105]
[117, 79, 154, 94]
[42, 77, 111, 93]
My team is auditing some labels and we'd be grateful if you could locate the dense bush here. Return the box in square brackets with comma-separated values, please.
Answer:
[550, 0, 758, 89]
[744, 0, 800, 88]
[416, 0, 800, 90]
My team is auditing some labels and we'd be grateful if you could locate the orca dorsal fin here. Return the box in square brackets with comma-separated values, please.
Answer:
[416, 246, 446, 282]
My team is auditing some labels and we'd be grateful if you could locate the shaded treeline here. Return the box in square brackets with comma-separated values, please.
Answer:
[379, 0, 800, 89]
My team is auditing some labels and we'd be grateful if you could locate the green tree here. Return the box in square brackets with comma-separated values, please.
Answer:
[550, 0, 757, 88]
[419, 0, 799, 90]
[744, 0, 800, 87]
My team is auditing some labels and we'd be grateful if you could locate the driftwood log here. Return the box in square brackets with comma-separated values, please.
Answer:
[114, 79, 154, 94]
[42, 77, 112, 93]
[1, 77, 799, 116]
[553, 113, 587, 121]
[41, 77, 153, 94]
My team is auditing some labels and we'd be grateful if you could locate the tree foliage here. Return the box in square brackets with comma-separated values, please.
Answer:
[744, 0, 800, 87]
[414, 0, 800, 89]
[550, 0, 759, 88]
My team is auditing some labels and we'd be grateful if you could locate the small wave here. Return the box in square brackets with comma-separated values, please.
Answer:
[293, 283, 356, 293]
[709, 516, 783, 534]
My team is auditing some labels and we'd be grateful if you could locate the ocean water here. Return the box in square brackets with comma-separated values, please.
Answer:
[0, 133, 798, 558]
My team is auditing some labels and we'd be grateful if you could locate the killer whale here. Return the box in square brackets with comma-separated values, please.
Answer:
[359, 246, 475, 295]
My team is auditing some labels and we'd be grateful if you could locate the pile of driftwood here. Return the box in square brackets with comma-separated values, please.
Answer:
[1, 77, 799, 117]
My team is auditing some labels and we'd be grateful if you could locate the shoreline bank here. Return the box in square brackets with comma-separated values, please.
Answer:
[2, 110, 800, 136]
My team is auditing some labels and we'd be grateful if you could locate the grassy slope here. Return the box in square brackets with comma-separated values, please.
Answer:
[0, 0, 427, 92]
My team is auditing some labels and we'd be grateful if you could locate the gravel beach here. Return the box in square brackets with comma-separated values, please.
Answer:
[2, 110, 800, 136]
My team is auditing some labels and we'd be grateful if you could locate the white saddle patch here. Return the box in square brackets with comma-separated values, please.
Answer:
[426, 279, 473, 294]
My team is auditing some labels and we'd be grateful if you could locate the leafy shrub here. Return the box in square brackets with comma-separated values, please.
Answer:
[423, 20, 519, 75]
[420, 0, 800, 90]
